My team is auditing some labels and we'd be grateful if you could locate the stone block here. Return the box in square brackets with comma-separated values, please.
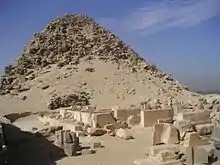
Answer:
[173, 120, 195, 139]
[140, 109, 174, 127]
[63, 143, 77, 156]
[127, 114, 141, 127]
[211, 126, 220, 142]
[193, 146, 209, 164]
[172, 102, 183, 117]
[157, 150, 179, 162]
[92, 112, 116, 128]
[196, 123, 214, 136]
[148, 145, 179, 157]
[183, 132, 208, 147]
[152, 123, 179, 145]
[177, 110, 211, 124]
[185, 146, 193, 165]
[114, 108, 140, 122]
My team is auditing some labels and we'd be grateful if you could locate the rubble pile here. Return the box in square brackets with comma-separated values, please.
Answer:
[0, 14, 203, 110]
[134, 103, 220, 165]
[48, 92, 90, 110]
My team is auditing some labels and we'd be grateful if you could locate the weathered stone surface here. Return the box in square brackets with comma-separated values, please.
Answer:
[127, 114, 141, 126]
[172, 102, 183, 117]
[157, 150, 179, 162]
[63, 143, 77, 156]
[81, 148, 96, 155]
[116, 128, 134, 140]
[141, 109, 174, 127]
[185, 146, 193, 165]
[88, 128, 107, 136]
[177, 110, 211, 124]
[148, 145, 179, 157]
[113, 108, 140, 122]
[92, 112, 116, 128]
[193, 146, 209, 164]
[211, 126, 220, 142]
[196, 123, 214, 136]
[0, 116, 11, 124]
[152, 123, 179, 145]
[183, 132, 208, 146]
[173, 120, 195, 139]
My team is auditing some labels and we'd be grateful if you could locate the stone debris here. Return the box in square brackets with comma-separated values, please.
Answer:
[116, 128, 134, 140]
[87, 128, 107, 136]
[48, 92, 90, 110]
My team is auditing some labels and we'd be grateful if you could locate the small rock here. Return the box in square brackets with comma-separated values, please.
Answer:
[21, 96, 27, 101]
[81, 149, 96, 155]
[88, 128, 107, 136]
[116, 128, 134, 140]
[91, 141, 103, 149]
[42, 84, 50, 90]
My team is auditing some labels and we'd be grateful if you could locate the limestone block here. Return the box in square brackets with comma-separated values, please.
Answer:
[152, 123, 179, 145]
[157, 150, 179, 162]
[193, 146, 209, 164]
[196, 123, 214, 136]
[127, 114, 141, 126]
[183, 132, 208, 146]
[211, 126, 220, 142]
[148, 145, 179, 157]
[177, 110, 211, 124]
[185, 146, 193, 165]
[116, 128, 134, 140]
[172, 102, 183, 117]
[92, 112, 116, 128]
[114, 108, 140, 122]
[141, 109, 174, 127]
[173, 120, 195, 139]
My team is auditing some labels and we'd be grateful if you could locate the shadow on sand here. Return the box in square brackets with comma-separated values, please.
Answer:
[0, 123, 66, 165]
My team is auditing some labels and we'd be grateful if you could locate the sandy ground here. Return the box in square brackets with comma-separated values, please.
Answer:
[58, 127, 152, 165]
[5, 116, 152, 165]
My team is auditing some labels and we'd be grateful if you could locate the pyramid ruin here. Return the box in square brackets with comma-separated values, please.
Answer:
[0, 14, 205, 112]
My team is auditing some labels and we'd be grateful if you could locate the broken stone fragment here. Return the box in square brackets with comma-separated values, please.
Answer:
[116, 128, 134, 140]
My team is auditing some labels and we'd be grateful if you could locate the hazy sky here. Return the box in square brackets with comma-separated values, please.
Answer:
[0, 0, 220, 91]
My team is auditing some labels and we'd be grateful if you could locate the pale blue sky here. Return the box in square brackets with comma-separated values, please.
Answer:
[0, 0, 220, 91]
